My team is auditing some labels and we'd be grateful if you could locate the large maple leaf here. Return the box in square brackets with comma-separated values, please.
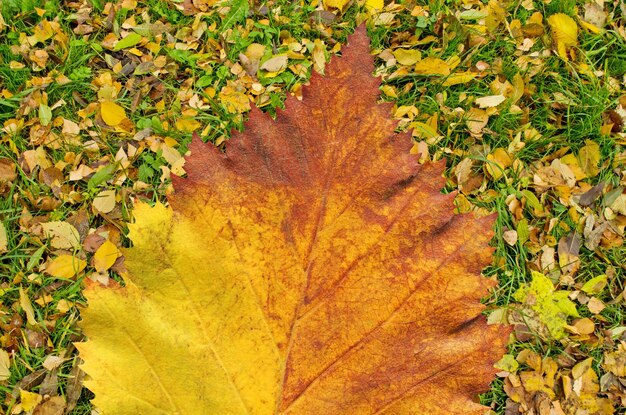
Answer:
[77, 26, 509, 414]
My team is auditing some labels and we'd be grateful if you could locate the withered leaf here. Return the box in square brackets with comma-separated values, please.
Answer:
[77, 27, 508, 414]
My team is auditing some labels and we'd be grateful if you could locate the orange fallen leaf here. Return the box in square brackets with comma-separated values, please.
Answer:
[77, 27, 508, 414]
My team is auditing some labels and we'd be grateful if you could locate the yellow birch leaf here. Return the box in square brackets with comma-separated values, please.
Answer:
[393, 49, 421, 66]
[581, 274, 607, 295]
[20, 389, 43, 411]
[442, 71, 477, 86]
[485, 148, 513, 180]
[578, 140, 600, 177]
[547, 13, 578, 59]
[414, 57, 450, 75]
[323, 0, 350, 11]
[19, 287, 37, 326]
[41, 221, 81, 250]
[219, 83, 250, 114]
[93, 240, 120, 273]
[93, 190, 116, 214]
[0, 349, 10, 381]
[45, 255, 87, 279]
[365, 0, 383, 10]
[175, 117, 201, 133]
[100, 101, 127, 126]
[560, 153, 587, 180]
[0, 222, 7, 254]
[475, 94, 506, 108]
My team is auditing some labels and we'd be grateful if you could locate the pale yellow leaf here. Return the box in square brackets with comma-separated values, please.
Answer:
[414, 57, 450, 75]
[100, 101, 127, 126]
[581, 274, 607, 294]
[245, 43, 265, 61]
[578, 140, 600, 177]
[41, 221, 81, 250]
[547, 13, 578, 59]
[93, 240, 120, 273]
[20, 389, 42, 411]
[260, 55, 288, 73]
[485, 148, 513, 180]
[42, 355, 65, 371]
[393, 49, 421, 66]
[0, 349, 10, 381]
[93, 190, 116, 214]
[475, 94, 506, 108]
[45, 255, 87, 279]
[19, 287, 37, 326]
[0, 222, 7, 254]
[442, 71, 477, 86]
[587, 297, 605, 314]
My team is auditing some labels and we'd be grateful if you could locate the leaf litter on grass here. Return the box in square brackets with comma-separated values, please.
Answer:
[0, 0, 625, 413]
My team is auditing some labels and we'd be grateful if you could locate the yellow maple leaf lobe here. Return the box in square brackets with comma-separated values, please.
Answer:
[78, 26, 509, 415]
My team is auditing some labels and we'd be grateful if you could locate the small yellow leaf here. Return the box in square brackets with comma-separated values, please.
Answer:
[20, 389, 43, 411]
[219, 83, 250, 114]
[578, 140, 600, 177]
[442, 71, 477, 86]
[245, 43, 266, 61]
[93, 189, 116, 214]
[323, 0, 350, 11]
[411, 121, 439, 142]
[475, 94, 506, 108]
[393, 49, 421, 66]
[547, 13, 578, 59]
[587, 297, 605, 314]
[45, 255, 87, 279]
[260, 55, 288, 73]
[41, 221, 81, 250]
[94, 240, 120, 273]
[513, 271, 579, 339]
[0, 222, 7, 254]
[175, 117, 201, 133]
[571, 317, 595, 335]
[19, 287, 37, 326]
[365, 0, 383, 10]
[414, 57, 450, 75]
[100, 101, 127, 126]
[485, 148, 512, 180]
[560, 153, 587, 180]
[494, 354, 519, 373]
[581, 274, 607, 294]
[0, 349, 10, 381]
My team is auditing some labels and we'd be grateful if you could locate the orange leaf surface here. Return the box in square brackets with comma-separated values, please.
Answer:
[77, 26, 508, 414]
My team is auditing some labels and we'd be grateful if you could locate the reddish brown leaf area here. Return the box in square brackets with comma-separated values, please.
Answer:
[173, 26, 508, 413]
[79, 26, 509, 415]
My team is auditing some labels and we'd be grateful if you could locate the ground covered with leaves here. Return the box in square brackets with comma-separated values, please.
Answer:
[0, 0, 625, 413]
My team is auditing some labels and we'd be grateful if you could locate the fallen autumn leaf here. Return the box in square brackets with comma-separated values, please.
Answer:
[77, 26, 508, 414]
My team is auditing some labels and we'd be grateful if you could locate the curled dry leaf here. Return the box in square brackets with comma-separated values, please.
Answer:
[77, 27, 508, 414]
